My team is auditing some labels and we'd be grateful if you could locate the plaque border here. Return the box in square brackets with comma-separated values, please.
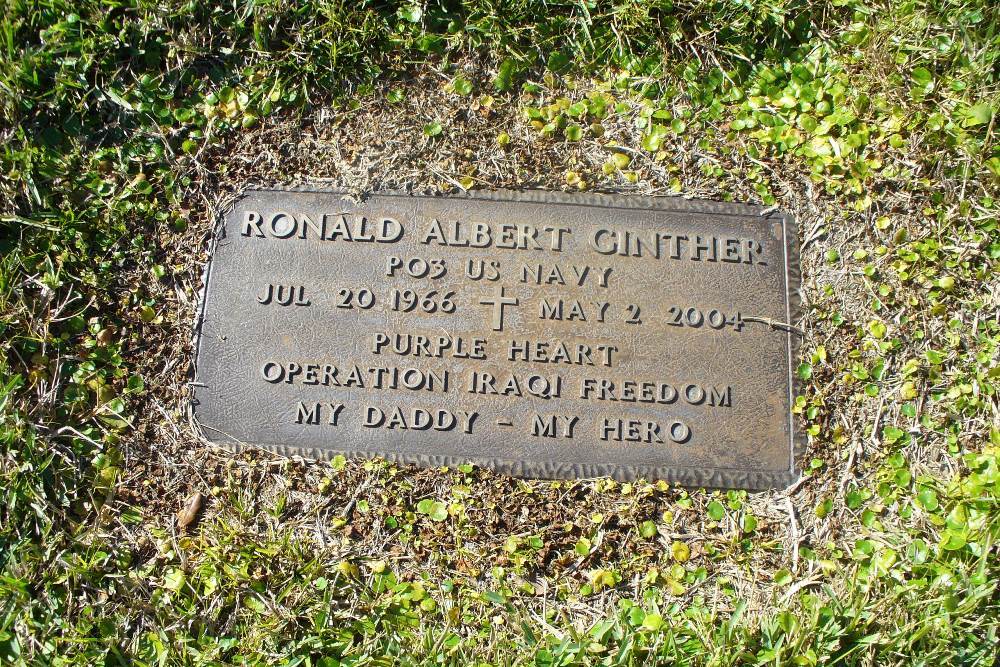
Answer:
[191, 187, 804, 490]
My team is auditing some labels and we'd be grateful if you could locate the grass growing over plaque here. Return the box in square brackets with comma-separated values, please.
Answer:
[2, 0, 999, 664]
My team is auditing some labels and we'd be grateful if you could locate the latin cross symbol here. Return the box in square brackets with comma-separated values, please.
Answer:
[479, 286, 518, 331]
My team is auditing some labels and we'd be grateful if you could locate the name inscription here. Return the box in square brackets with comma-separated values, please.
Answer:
[193, 189, 801, 489]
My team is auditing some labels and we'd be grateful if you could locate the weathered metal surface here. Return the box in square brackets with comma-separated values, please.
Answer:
[192, 188, 802, 489]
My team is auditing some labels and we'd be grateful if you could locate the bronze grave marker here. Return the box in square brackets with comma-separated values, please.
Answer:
[193, 189, 802, 489]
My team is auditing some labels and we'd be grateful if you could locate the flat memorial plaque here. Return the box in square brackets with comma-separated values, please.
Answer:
[193, 189, 802, 489]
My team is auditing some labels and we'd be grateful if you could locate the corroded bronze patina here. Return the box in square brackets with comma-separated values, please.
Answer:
[193, 188, 802, 489]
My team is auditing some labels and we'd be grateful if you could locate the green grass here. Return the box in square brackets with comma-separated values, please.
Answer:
[2, 0, 999, 664]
